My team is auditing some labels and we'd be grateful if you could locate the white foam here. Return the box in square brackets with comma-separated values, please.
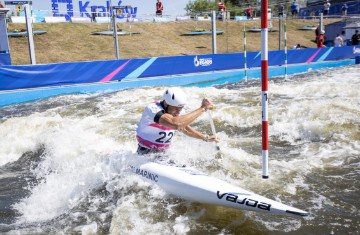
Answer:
[0, 114, 63, 166]
[2, 66, 359, 232]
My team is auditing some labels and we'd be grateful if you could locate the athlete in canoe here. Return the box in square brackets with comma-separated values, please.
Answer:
[136, 87, 219, 155]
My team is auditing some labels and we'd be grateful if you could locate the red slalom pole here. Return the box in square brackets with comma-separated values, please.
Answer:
[261, 0, 269, 179]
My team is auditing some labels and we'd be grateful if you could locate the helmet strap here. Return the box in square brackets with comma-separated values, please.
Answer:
[161, 100, 169, 113]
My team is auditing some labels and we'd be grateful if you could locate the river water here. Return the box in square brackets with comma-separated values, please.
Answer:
[0, 65, 359, 234]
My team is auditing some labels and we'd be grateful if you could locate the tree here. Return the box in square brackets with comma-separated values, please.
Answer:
[185, 0, 216, 14]
[184, 0, 291, 17]
[185, 0, 238, 15]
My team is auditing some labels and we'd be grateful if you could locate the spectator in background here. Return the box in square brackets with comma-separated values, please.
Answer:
[317, 31, 326, 48]
[323, 0, 331, 16]
[352, 30, 360, 45]
[333, 34, 343, 47]
[291, 0, 299, 18]
[293, 44, 302, 49]
[0, 1, 5, 8]
[340, 31, 347, 45]
[218, 0, 226, 12]
[245, 4, 253, 20]
[91, 8, 97, 22]
[278, 4, 284, 18]
[341, 3, 348, 17]
[218, 0, 226, 20]
[156, 0, 163, 16]
[315, 25, 320, 43]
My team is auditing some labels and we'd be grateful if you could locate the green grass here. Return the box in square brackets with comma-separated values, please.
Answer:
[7, 18, 340, 65]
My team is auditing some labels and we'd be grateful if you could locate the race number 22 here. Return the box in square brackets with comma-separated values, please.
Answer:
[155, 132, 173, 143]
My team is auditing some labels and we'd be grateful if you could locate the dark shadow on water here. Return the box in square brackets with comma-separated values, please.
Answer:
[0, 146, 45, 228]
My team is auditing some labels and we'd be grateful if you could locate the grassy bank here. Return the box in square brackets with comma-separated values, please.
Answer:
[7, 18, 339, 65]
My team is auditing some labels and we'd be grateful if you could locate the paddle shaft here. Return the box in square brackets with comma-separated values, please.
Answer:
[207, 110, 220, 150]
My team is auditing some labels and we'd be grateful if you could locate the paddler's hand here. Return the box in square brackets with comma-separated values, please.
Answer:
[201, 98, 214, 111]
[209, 135, 220, 143]
[203, 135, 220, 143]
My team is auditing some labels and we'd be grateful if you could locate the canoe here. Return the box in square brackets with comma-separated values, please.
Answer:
[130, 161, 308, 217]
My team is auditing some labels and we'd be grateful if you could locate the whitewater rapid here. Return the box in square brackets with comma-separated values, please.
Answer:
[0, 65, 359, 234]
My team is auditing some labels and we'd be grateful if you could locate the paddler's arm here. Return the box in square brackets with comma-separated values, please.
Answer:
[158, 98, 213, 130]
[181, 125, 219, 142]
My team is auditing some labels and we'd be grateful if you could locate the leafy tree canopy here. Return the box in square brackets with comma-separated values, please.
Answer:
[185, 0, 295, 15]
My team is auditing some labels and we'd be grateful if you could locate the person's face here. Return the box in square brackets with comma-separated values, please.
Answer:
[167, 105, 183, 117]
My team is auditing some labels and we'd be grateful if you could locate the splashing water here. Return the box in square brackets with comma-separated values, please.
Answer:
[0, 65, 359, 234]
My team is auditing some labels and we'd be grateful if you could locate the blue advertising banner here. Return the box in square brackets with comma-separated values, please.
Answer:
[0, 53, 11, 66]
[0, 46, 359, 91]
[300, 1, 360, 17]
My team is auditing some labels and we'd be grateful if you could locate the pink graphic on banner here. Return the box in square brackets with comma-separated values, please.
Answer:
[306, 49, 321, 63]
[100, 60, 131, 82]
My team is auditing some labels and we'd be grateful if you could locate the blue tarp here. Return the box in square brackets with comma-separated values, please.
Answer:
[0, 46, 359, 91]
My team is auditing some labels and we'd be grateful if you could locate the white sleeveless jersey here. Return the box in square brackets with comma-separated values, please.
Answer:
[136, 101, 175, 150]
[334, 37, 342, 47]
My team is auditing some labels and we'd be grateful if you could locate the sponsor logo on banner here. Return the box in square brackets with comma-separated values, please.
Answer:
[194, 56, 213, 67]
[51, 0, 138, 19]
[4, 1, 31, 5]
[353, 47, 360, 54]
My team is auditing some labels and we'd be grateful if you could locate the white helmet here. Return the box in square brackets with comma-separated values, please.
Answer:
[163, 87, 187, 108]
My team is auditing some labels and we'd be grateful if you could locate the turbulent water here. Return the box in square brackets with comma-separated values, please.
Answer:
[0, 65, 359, 234]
